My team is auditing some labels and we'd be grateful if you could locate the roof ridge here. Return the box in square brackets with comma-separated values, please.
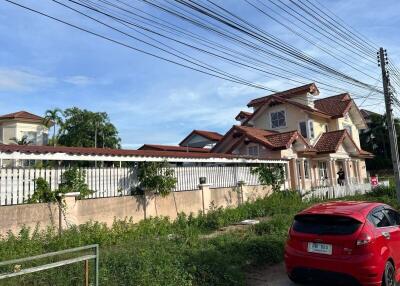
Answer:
[314, 93, 350, 102]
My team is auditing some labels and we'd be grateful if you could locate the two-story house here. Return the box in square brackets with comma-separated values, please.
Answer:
[212, 83, 372, 191]
[0, 111, 51, 167]
[0, 111, 51, 146]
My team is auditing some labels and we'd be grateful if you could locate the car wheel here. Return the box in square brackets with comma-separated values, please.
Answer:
[288, 274, 305, 285]
[382, 261, 396, 286]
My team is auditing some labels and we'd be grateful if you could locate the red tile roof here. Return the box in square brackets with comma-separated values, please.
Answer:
[313, 129, 373, 157]
[179, 129, 223, 146]
[0, 111, 45, 122]
[219, 125, 312, 151]
[314, 94, 352, 118]
[314, 130, 347, 153]
[0, 144, 273, 160]
[247, 83, 319, 107]
[235, 111, 253, 120]
[138, 144, 210, 153]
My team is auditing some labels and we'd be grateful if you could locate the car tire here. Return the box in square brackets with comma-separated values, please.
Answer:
[382, 261, 396, 286]
[288, 274, 305, 285]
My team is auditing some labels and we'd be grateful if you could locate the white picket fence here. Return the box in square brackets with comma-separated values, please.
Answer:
[0, 166, 261, 206]
[302, 183, 372, 201]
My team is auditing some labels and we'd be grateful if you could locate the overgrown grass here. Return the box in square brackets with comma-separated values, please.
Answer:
[0, 187, 397, 285]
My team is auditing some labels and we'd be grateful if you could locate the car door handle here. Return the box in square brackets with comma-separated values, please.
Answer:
[382, 232, 391, 239]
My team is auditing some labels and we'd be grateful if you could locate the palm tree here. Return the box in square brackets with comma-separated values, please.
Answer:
[43, 108, 64, 147]
[9, 135, 33, 145]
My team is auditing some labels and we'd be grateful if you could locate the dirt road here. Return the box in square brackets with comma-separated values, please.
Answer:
[246, 263, 296, 286]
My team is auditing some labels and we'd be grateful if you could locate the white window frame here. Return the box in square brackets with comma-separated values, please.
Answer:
[308, 120, 315, 139]
[248, 145, 259, 156]
[304, 160, 310, 179]
[299, 121, 308, 138]
[270, 110, 286, 129]
[343, 124, 353, 137]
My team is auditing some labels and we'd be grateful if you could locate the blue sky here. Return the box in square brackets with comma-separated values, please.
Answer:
[0, 0, 399, 148]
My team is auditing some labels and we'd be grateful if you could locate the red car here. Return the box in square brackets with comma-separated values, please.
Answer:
[285, 201, 400, 286]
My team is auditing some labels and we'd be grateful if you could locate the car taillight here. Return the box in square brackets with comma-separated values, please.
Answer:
[356, 232, 372, 246]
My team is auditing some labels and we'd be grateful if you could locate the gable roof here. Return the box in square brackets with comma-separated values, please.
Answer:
[243, 95, 331, 125]
[213, 125, 313, 153]
[313, 129, 373, 157]
[360, 109, 382, 120]
[247, 83, 319, 107]
[138, 144, 210, 153]
[314, 93, 352, 118]
[0, 111, 45, 122]
[179, 129, 223, 146]
[235, 111, 253, 121]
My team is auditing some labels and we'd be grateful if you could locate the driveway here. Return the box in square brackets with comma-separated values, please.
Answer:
[246, 263, 295, 286]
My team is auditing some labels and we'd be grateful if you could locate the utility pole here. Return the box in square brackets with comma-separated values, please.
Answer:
[378, 47, 400, 202]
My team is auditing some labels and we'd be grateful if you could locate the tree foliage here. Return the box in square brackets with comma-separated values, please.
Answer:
[137, 161, 177, 197]
[9, 135, 33, 146]
[251, 164, 285, 192]
[360, 113, 400, 170]
[27, 167, 92, 203]
[58, 107, 120, 148]
[43, 108, 63, 147]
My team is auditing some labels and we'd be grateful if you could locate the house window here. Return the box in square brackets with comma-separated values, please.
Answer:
[318, 161, 328, 180]
[0, 127, 2, 143]
[304, 160, 310, 179]
[270, 110, 286, 129]
[308, 120, 314, 138]
[344, 124, 353, 137]
[299, 121, 308, 138]
[248, 145, 259, 156]
[42, 133, 49, 146]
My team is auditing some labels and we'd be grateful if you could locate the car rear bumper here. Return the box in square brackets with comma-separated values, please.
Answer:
[285, 246, 383, 286]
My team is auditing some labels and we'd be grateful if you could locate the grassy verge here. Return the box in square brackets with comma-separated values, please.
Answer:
[0, 186, 397, 285]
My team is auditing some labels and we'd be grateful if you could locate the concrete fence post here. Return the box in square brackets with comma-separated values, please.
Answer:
[199, 183, 212, 214]
[59, 192, 80, 234]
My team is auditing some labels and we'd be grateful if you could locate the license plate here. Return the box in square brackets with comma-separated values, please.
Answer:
[307, 242, 332, 255]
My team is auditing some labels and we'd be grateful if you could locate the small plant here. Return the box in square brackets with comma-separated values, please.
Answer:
[251, 164, 285, 192]
[58, 167, 92, 199]
[27, 167, 92, 204]
[137, 160, 177, 197]
[28, 178, 57, 203]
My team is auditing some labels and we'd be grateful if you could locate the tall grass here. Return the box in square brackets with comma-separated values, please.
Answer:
[0, 188, 396, 285]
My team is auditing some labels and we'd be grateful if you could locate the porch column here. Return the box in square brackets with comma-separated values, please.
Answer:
[290, 158, 299, 190]
[344, 159, 351, 185]
[357, 160, 363, 183]
[353, 159, 360, 184]
[328, 159, 336, 186]
[299, 158, 306, 191]
[285, 162, 291, 190]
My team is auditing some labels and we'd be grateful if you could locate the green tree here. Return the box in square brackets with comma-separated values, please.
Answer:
[9, 135, 33, 145]
[251, 164, 285, 192]
[58, 107, 121, 148]
[137, 161, 177, 197]
[360, 113, 400, 170]
[43, 108, 64, 146]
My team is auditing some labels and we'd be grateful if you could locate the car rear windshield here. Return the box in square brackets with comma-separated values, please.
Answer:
[293, 215, 362, 235]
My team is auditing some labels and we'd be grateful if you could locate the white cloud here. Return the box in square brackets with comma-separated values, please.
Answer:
[0, 68, 56, 92]
[64, 75, 94, 86]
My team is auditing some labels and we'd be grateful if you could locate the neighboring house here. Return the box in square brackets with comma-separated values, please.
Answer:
[179, 130, 223, 148]
[0, 111, 51, 146]
[0, 111, 52, 167]
[212, 83, 373, 191]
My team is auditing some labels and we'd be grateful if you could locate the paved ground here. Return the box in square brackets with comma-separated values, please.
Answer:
[245, 263, 296, 286]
